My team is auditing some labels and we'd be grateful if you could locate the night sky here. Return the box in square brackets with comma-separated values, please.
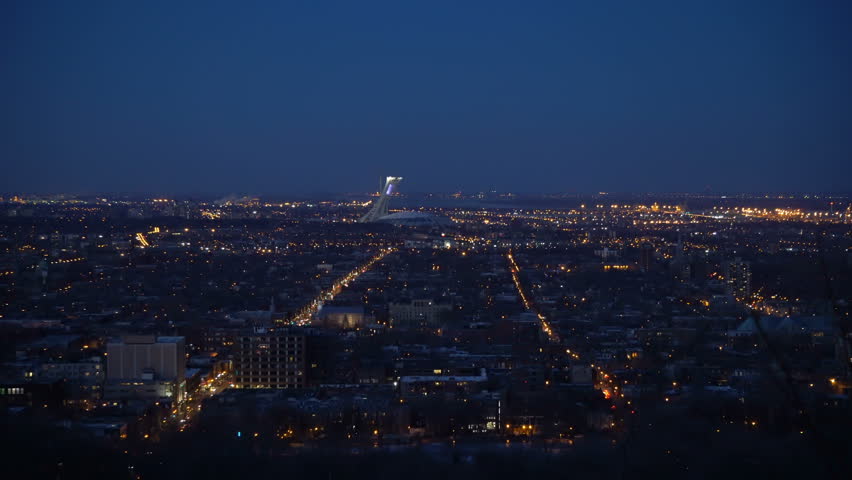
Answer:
[2, 1, 851, 195]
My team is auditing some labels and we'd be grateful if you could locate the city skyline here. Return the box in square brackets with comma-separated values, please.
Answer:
[2, 191, 850, 479]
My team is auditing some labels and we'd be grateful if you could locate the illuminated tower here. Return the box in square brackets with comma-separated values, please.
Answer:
[358, 176, 403, 223]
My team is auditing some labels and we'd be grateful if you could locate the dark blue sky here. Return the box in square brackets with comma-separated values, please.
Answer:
[2, 1, 851, 194]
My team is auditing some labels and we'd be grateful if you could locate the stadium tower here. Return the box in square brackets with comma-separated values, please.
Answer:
[358, 176, 403, 223]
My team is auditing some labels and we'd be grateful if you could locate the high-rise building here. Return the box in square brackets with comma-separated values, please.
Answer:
[235, 328, 307, 389]
[724, 257, 752, 299]
[639, 243, 654, 272]
[669, 233, 693, 280]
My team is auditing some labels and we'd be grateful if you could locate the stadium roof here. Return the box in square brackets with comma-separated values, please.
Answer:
[376, 211, 452, 227]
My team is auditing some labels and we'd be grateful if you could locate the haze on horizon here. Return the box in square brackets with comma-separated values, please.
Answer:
[2, 1, 851, 195]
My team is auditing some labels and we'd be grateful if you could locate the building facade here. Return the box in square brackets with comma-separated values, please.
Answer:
[105, 335, 186, 401]
[235, 328, 307, 389]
